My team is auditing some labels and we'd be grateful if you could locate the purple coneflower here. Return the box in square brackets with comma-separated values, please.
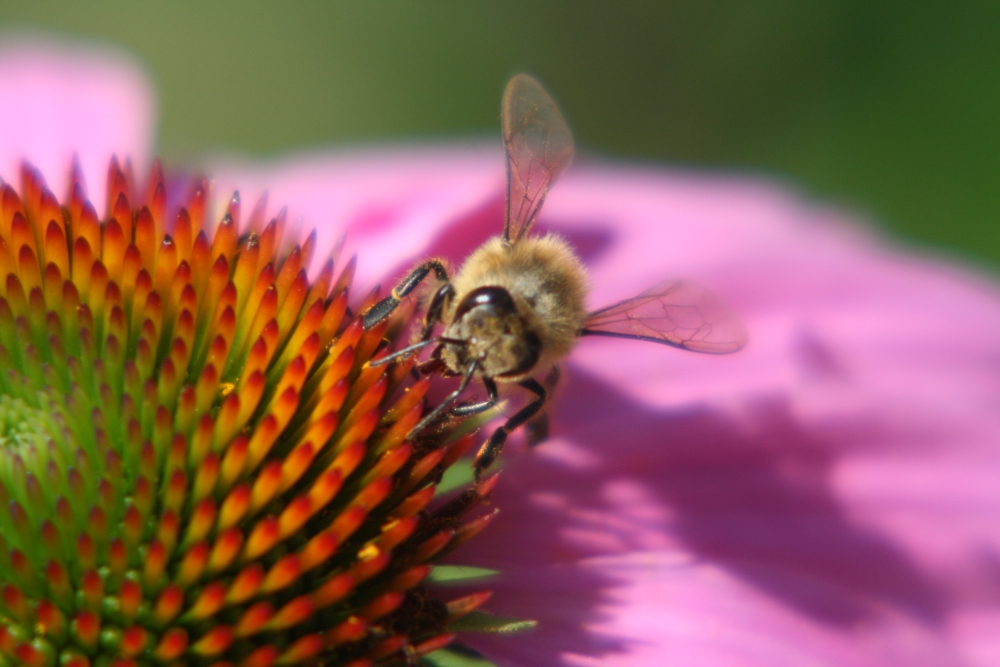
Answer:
[5, 40, 1000, 667]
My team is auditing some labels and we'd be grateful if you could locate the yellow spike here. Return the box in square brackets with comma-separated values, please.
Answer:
[242, 514, 280, 562]
[214, 393, 242, 448]
[227, 563, 264, 605]
[103, 215, 127, 284]
[305, 468, 344, 523]
[192, 453, 220, 503]
[43, 219, 68, 279]
[279, 442, 317, 494]
[249, 461, 282, 515]
[218, 482, 251, 534]
[277, 495, 312, 540]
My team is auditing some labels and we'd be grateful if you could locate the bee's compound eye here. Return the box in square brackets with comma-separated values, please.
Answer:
[455, 286, 517, 319]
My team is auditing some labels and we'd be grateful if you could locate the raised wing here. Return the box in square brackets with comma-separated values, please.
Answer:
[581, 281, 747, 354]
[502, 74, 574, 244]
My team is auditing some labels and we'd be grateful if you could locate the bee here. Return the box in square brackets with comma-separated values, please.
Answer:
[363, 74, 747, 481]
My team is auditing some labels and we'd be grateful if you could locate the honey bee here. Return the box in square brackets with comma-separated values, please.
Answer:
[363, 74, 747, 481]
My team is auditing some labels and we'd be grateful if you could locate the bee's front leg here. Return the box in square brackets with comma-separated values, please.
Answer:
[419, 282, 454, 341]
[362, 258, 450, 330]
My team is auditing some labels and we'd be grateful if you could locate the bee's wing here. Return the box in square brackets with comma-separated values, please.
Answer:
[502, 74, 574, 244]
[581, 280, 748, 354]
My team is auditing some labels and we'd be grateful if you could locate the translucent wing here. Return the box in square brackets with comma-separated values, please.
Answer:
[502, 74, 574, 244]
[581, 281, 748, 354]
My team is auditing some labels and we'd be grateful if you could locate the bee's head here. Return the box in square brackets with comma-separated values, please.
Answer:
[450, 286, 540, 378]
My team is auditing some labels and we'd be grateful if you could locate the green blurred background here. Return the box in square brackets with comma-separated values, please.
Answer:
[3, 1, 999, 268]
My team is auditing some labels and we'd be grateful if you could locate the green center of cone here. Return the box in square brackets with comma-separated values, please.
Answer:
[0, 396, 52, 452]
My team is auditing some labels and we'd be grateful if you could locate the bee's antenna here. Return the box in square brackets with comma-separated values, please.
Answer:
[367, 338, 439, 368]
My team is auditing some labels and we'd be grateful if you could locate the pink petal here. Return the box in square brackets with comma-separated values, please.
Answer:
[218, 148, 1000, 666]
[211, 145, 502, 286]
[0, 39, 154, 208]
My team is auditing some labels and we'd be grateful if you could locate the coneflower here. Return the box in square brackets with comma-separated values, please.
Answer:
[0, 157, 510, 667]
[8, 41, 1000, 667]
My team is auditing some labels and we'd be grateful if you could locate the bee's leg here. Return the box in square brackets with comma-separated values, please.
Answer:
[420, 282, 454, 341]
[524, 412, 549, 446]
[407, 360, 479, 439]
[362, 259, 450, 330]
[474, 378, 546, 482]
[407, 283, 455, 379]
[451, 378, 499, 417]
[525, 365, 560, 447]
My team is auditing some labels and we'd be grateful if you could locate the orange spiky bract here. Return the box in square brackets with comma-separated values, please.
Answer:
[0, 158, 498, 667]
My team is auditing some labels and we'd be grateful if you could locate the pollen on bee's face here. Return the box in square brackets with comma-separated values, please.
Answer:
[0, 158, 499, 667]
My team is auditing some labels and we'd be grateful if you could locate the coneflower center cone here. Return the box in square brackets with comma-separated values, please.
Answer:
[0, 159, 499, 667]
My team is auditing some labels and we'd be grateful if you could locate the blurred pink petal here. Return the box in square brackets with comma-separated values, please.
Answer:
[221, 152, 1000, 667]
[0, 38, 154, 206]
[211, 147, 502, 288]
